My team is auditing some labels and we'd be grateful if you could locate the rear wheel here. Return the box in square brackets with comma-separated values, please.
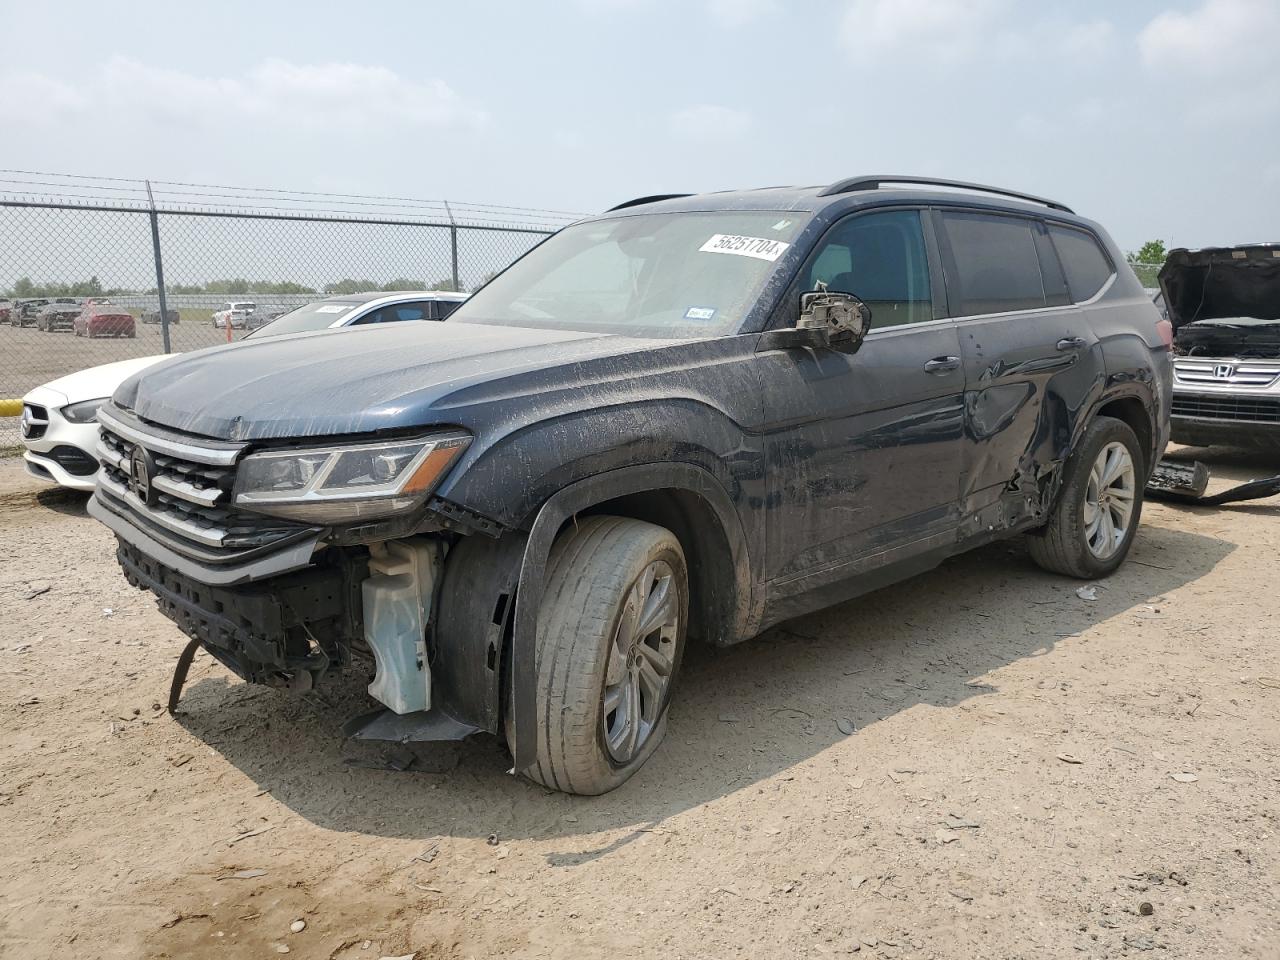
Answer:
[510, 515, 688, 795]
[1028, 415, 1144, 579]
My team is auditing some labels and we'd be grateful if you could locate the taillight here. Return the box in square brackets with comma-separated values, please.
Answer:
[1155, 317, 1174, 349]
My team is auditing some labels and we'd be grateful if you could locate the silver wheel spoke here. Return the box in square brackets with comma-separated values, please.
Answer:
[603, 683, 623, 716]
[634, 571, 675, 640]
[622, 672, 642, 759]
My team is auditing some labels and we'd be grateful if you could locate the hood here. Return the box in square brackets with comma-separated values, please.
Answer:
[113, 321, 678, 441]
[43, 354, 172, 403]
[1158, 244, 1280, 329]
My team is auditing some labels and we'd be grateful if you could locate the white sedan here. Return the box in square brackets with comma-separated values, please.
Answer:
[20, 291, 468, 491]
[21, 355, 170, 491]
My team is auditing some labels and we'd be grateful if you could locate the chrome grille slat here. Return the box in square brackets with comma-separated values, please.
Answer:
[1174, 358, 1280, 387]
[96, 417, 308, 556]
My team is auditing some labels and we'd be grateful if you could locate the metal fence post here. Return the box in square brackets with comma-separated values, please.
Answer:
[144, 180, 173, 354]
[444, 200, 460, 293]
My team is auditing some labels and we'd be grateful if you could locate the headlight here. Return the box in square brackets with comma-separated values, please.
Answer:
[62, 398, 109, 424]
[233, 432, 471, 524]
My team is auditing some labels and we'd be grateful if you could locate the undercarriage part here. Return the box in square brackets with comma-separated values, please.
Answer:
[362, 537, 444, 715]
[167, 636, 202, 713]
[1144, 458, 1280, 506]
[342, 706, 481, 744]
[117, 539, 366, 687]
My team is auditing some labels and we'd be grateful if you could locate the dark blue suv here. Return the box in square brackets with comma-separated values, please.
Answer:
[93, 176, 1172, 794]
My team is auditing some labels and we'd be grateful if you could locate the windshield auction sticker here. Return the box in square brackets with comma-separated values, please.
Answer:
[698, 234, 791, 262]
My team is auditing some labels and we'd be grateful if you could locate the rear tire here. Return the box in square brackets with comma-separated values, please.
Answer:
[1028, 415, 1145, 579]
[510, 515, 688, 795]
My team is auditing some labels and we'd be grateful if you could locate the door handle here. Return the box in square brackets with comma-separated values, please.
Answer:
[923, 356, 961, 374]
[1056, 336, 1087, 351]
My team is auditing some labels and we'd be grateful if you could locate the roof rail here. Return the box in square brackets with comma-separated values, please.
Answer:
[607, 193, 693, 212]
[818, 175, 1074, 214]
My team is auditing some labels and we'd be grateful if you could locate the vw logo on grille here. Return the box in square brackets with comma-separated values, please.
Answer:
[1213, 364, 1235, 380]
[130, 447, 155, 506]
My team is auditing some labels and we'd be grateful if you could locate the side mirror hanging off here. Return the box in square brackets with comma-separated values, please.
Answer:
[797, 283, 872, 354]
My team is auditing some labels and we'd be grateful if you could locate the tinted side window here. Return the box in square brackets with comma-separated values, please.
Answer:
[940, 212, 1047, 316]
[1049, 224, 1115, 303]
[352, 303, 431, 325]
[806, 209, 932, 328]
[435, 300, 462, 319]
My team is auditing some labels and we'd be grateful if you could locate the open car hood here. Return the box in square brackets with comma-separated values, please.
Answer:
[1158, 244, 1280, 330]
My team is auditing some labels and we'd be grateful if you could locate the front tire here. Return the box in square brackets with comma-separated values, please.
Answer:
[511, 515, 688, 795]
[1028, 415, 1144, 579]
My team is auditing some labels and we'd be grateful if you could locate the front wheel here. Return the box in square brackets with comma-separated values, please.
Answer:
[1028, 415, 1145, 579]
[510, 515, 688, 795]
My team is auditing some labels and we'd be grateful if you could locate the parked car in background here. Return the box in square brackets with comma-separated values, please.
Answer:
[74, 303, 136, 338]
[21, 355, 172, 491]
[245, 290, 468, 336]
[10, 298, 50, 326]
[84, 297, 112, 305]
[243, 304, 290, 331]
[1162, 243, 1280, 448]
[35, 301, 84, 332]
[211, 301, 259, 329]
[0, 298, 12, 323]
[23, 291, 467, 492]
[89, 176, 1170, 795]
[140, 307, 180, 324]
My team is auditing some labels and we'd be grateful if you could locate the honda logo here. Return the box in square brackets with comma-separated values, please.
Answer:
[1213, 364, 1234, 380]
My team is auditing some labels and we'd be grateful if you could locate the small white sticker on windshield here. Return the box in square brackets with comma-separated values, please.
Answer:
[771, 219, 793, 231]
[316, 304, 351, 313]
[699, 234, 790, 262]
[685, 306, 717, 321]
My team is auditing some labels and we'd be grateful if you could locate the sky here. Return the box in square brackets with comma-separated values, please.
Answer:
[1, 0, 1277, 253]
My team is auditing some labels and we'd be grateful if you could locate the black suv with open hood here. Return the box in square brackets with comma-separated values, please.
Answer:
[1161, 243, 1280, 448]
[91, 176, 1171, 795]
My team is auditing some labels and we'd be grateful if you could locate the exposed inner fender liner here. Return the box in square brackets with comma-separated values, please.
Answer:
[507, 463, 754, 772]
[434, 530, 528, 733]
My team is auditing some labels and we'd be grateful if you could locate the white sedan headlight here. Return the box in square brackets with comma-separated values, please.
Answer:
[233, 432, 471, 524]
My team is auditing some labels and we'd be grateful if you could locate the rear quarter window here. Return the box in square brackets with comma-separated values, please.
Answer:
[1048, 224, 1115, 302]
[939, 212, 1048, 316]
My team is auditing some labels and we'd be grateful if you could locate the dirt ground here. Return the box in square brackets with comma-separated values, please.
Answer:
[0, 447, 1277, 960]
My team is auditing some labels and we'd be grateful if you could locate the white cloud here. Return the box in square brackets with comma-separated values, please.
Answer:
[669, 104, 752, 142]
[0, 57, 488, 135]
[0, 73, 88, 126]
[1057, 19, 1115, 61]
[706, 0, 779, 27]
[839, 1, 1113, 66]
[839, 0, 1009, 64]
[1139, 0, 1278, 78]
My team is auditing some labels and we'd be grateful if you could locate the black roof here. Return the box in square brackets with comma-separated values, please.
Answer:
[605, 175, 1081, 223]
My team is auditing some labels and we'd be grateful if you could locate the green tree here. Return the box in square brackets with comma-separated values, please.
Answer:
[428, 277, 459, 292]
[381, 277, 428, 291]
[11, 276, 36, 297]
[1128, 239, 1167, 265]
[324, 278, 379, 295]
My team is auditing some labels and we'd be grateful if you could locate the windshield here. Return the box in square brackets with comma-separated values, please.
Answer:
[246, 300, 362, 338]
[449, 211, 809, 337]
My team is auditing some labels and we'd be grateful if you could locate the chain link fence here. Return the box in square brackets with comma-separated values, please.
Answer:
[1, 172, 580, 445]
